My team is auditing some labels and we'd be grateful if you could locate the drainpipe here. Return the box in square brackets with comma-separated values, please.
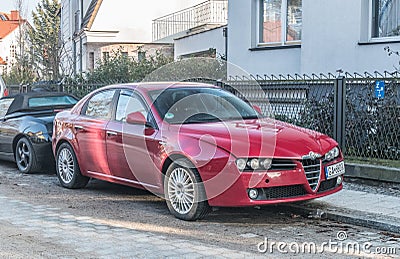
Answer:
[223, 26, 228, 61]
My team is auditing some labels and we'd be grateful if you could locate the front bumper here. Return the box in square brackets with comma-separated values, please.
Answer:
[201, 157, 344, 207]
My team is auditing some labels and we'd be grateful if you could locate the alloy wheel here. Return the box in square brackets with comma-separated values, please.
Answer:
[16, 141, 31, 171]
[58, 148, 75, 184]
[167, 167, 195, 215]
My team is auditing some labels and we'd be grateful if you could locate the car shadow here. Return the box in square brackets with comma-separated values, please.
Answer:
[74, 179, 314, 225]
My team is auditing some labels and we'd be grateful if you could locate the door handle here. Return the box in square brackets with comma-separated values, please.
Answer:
[106, 131, 118, 136]
[74, 125, 84, 131]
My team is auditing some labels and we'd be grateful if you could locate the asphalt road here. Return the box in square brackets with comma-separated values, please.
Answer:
[0, 161, 399, 258]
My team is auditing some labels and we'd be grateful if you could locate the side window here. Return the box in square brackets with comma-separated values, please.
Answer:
[115, 90, 148, 122]
[0, 98, 14, 117]
[371, 0, 400, 38]
[84, 90, 115, 119]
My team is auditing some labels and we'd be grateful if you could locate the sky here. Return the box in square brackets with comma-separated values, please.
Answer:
[0, 0, 204, 24]
[0, 0, 40, 22]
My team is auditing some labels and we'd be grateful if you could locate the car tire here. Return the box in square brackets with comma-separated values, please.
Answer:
[164, 159, 210, 221]
[15, 137, 40, 173]
[56, 143, 89, 189]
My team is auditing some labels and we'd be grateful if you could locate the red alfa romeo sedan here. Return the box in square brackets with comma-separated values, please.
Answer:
[53, 82, 345, 221]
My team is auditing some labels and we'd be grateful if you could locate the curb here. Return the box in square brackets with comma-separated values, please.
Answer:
[284, 203, 400, 234]
[345, 163, 400, 184]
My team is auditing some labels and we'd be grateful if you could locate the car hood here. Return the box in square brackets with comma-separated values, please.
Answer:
[171, 118, 337, 159]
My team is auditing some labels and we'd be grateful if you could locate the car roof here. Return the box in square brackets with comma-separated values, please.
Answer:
[5, 92, 77, 115]
[108, 82, 219, 92]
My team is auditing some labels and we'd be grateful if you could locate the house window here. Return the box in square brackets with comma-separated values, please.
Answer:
[371, 0, 400, 38]
[259, 0, 302, 45]
[102, 52, 110, 60]
[74, 10, 80, 34]
[138, 51, 146, 62]
[89, 52, 94, 71]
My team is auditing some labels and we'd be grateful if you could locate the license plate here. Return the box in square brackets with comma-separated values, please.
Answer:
[325, 161, 345, 179]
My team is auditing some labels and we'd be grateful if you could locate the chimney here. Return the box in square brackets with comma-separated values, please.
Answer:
[10, 10, 20, 21]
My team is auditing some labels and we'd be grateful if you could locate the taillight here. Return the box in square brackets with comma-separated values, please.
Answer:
[4, 88, 8, 97]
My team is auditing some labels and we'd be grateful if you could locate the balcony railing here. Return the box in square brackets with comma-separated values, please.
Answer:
[152, 0, 228, 41]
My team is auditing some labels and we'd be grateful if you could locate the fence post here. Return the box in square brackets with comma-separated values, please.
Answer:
[334, 76, 346, 153]
[57, 82, 63, 92]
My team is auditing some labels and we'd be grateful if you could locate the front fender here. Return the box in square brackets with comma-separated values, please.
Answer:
[165, 134, 233, 181]
[19, 118, 52, 144]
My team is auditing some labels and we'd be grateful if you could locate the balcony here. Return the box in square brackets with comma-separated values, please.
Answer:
[152, 0, 228, 42]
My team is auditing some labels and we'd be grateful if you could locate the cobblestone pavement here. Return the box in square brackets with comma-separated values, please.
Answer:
[0, 162, 399, 258]
[0, 194, 258, 258]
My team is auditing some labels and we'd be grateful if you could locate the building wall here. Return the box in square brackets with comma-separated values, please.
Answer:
[0, 23, 29, 75]
[228, 0, 400, 77]
[301, 0, 400, 74]
[85, 43, 174, 71]
[60, 0, 89, 76]
[228, 0, 302, 76]
[0, 33, 15, 73]
[174, 26, 226, 59]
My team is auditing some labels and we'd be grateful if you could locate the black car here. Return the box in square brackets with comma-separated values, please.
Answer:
[0, 92, 78, 173]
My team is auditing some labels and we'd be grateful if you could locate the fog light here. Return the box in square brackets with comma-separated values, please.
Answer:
[248, 188, 259, 200]
[337, 175, 343, 185]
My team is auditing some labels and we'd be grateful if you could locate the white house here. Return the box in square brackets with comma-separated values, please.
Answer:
[0, 11, 30, 75]
[60, 0, 201, 75]
[228, 0, 400, 77]
[152, 0, 228, 60]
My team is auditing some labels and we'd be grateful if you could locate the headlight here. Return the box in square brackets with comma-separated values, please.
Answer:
[236, 158, 272, 171]
[249, 159, 260, 170]
[325, 147, 340, 161]
[261, 158, 272, 170]
[28, 131, 47, 143]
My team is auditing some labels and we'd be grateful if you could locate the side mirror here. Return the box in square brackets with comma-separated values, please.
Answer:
[126, 112, 147, 125]
[252, 105, 262, 114]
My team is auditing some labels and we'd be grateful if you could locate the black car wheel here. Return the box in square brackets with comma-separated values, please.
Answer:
[164, 159, 210, 221]
[15, 137, 39, 173]
[56, 143, 89, 189]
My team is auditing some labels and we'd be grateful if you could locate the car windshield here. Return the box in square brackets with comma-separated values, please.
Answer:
[28, 95, 78, 109]
[149, 87, 260, 124]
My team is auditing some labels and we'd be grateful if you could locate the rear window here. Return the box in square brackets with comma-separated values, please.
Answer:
[28, 96, 77, 108]
[0, 98, 14, 117]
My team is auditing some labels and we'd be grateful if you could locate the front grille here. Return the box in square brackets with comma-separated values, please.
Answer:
[317, 178, 338, 193]
[270, 159, 297, 171]
[255, 185, 307, 200]
[302, 158, 321, 191]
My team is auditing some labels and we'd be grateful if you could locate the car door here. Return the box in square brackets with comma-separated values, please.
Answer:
[0, 98, 15, 158]
[73, 89, 117, 175]
[106, 89, 161, 189]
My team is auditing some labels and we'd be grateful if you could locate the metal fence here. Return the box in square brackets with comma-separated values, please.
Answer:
[191, 73, 400, 163]
[7, 73, 400, 163]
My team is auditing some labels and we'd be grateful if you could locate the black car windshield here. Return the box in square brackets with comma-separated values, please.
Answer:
[28, 95, 78, 108]
[149, 87, 260, 124]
